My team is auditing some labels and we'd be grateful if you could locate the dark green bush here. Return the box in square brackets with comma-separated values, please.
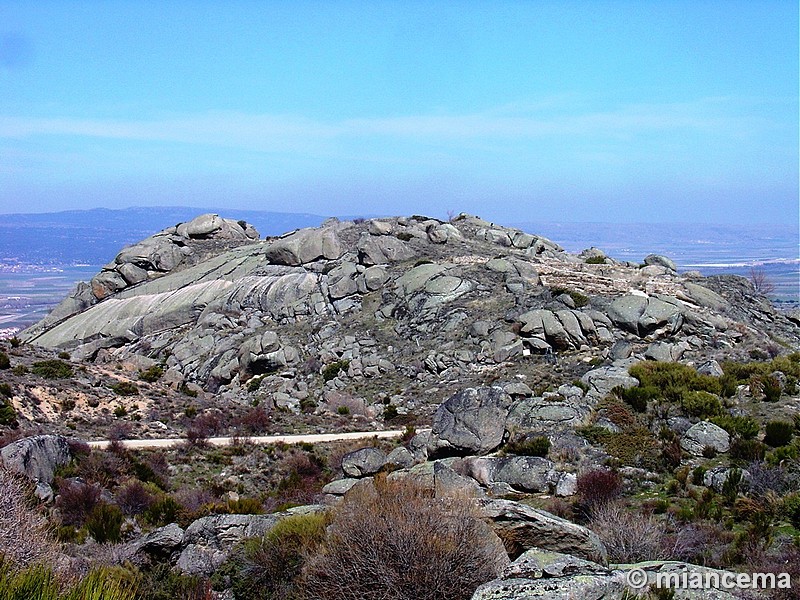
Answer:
[322, 360, 350, 382]
[0, 383, 11, 398]
[86, 502, 123, 543]
[139, 364, 164, 383]
[395, 231, 414, 242]
[247, 376, 263, 392]
[30, 359, 73, 379]
[766, 445, 798, 466]
[782, 493, 800, 529]
[764, 420, 794, 447]
[8, 337, 21, 348]
[0, 352, 9, 370]
[57, 351, 70, 360]
[585, 256, 606, 264]
[111, 381, 139, 396]
[710, 415, 760, 440]
[135, 562, 209, 600]
[729, 438, 766, 462]
[144, 496, 183, 527]
[762, 375, 783, 402]
[617, 385, 659, 413]
[504, 436, 551, 457]
[337, 405, 350, 415]
[0, 400, 17, 427]
[680, 390, 722, 419]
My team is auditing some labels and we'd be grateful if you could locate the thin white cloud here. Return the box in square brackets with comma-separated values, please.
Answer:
[0, 97, 783, 155]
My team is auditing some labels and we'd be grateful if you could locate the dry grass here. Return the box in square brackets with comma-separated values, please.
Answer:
[590, 501, 664, 564]
[0, 467, 60, 569]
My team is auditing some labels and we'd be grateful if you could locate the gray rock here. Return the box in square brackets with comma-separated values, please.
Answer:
[581, 366, 638, 400]
[697, 360, 724, 377]
[472, 549, 741, 600]
[607, 294, 683, 336]
[483, 456, 557, 493]
[341, 447, 387, 477]
[321, 478, 360, 495]
[644, 254, 677, 271]
[265, 228, 343, 266]
[703, 467, 751, 493]
[132, 523, 185, 557]
[433, 462, 484, 498]
[480, 499, 607, 564]
[427, 387, 514, 458]
[644, 341, 685, 362]
[385, 446, 415, 469]
[178, 506, 323, 575]
[555, 472, 577, 497]
[681, 421, 730, 456]
[1, 435, 72, 484]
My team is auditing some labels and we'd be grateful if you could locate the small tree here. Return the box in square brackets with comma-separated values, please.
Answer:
[749, 267, 775, 296]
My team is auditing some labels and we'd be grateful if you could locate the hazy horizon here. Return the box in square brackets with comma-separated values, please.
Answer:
[2, 2, 797, 225]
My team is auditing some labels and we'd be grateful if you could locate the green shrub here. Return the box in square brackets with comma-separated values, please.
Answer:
[220, 512, 329, 600]
[111, 381, 139, 396]
[139, 365, 164, 383]
[113, 405, 127, 418]
[0, 352, 9, 370]
[794, 413, 800, 433]
[8, 337, 21, 348]
[729, 438, 766, 462]
[585, 256, 606, 264]
[0, 383, 11, 398]
[550, 287, 589, 308]
[710, 415, 759, 440]
[144, 496, 183, 527]
[782, 493, 800, 529]
[247, 376, 263, 392]
[395, 231, 414, 242]
[57, 351, 70, 360]
[628, 362, 721, 401]
[766, 444, 798, 466]
[504, 436, 551, 457]
[721, 469, 743, 504]
[337, 405, 350, 415]
[11, 365, 26, 376]
[680, 391, 722, 419]
[617, 385, 658, 413]
[322, 360, 350, 382]
[383, 404, 399, 421]
[764, 420, 794, 447]
[86, 502, 123, 543]
[226, 498, 264, 515]
[134, 562, 208, 600]
[30, 359, 73, 379]
[762, 375, 783, 402]
[0, 401, 17, 427]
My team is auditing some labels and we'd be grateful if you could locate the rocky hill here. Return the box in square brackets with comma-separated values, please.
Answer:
[3, 212, 800, 599]
[13, 212, 798, 434]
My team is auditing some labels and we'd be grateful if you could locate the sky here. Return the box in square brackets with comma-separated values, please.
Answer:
[0, 0, 797, 224]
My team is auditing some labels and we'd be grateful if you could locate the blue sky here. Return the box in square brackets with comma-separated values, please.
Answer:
[0, 1, 797, 224]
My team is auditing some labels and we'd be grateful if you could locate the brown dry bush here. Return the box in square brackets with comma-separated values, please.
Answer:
[301, 476, 507, 600]
[0, 467, 59, 568]
[589, 501, 664, 564]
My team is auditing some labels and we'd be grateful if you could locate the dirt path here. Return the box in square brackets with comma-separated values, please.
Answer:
[86, 429, 419, 450]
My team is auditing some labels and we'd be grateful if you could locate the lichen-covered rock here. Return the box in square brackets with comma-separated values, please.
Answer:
[341, 447, 387, 478]
[1, 435, 72, 484]
[427, 387, 514, 458]
[472, 549, 741, 600]
[481, 499, 607, 564]
[681, 421, 730, 456]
